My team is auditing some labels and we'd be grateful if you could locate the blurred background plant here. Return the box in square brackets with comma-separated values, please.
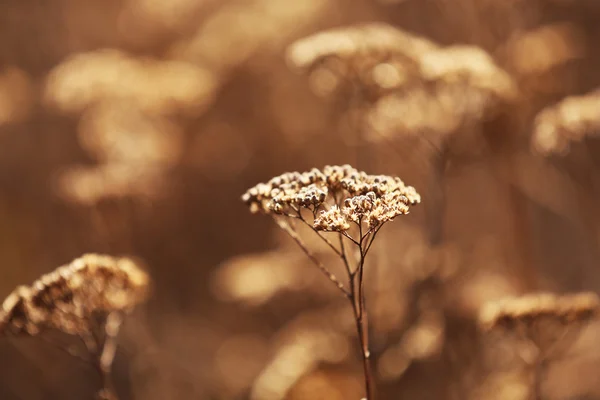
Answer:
[3, 0, 600, 399]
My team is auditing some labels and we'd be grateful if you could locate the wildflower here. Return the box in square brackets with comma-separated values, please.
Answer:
[243, 165, 420, 400]
[1, 254, 149, 337]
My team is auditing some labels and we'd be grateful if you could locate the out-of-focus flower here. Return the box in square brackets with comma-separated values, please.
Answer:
[418, 45, 517, 102]
[212, 250, 333, 306]
[1, 254, 150, 337]
[170, 0, 329, 73]
[249, 311, 351, 400]
[505, 23, 585, 77]
[117, 0, 214, 44]
[287, 23, 438, 99]
[287, 23, 437, 71]
[77, 101, 183, 165]
[532, 89, 600, 155]
[54, 100, 183, 204]
[44, 49, 214, 204]
[479, 292, 600, 332]
[287, 23, 517, 147]
[44, 49, 216, 116]
[366, 86, 464, 140]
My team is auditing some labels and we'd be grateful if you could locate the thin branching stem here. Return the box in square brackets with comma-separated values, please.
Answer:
[96, 312, 123, 400]
[343, 231, 361, 247]
[295, 212, 344, 257]
[273, 217, 351, 298]
[349, 243, 374, 400]
[531, 355, 545, 400]
[363, 225, 383, 258]
[338, 232, 354, 276]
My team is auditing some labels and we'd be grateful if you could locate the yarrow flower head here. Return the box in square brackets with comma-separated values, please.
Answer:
[242, 164, 420, 400]
[242, 164, 420, 231]
[479, 292, 600, 332]
[0, 254, 150, 337]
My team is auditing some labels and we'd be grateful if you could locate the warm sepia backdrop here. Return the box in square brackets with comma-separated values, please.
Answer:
[2, 0, 600, 399]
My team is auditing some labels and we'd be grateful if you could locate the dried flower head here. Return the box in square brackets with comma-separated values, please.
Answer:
[479, 292, 600, 332]
[418, 45, 517, 101]
[532, 90, 600, 155]
[479, 292, 599, 400]
[314, 205, 351, 232]
[0, 254, 150, 337]
[243, 165, 420, 400]
[287, 23, 437, 71]
[286, 23, 438, 98]
[287, 24, 517, 150]
[242, 165, 420, 231]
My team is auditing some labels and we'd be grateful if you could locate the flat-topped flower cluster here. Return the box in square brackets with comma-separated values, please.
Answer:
[242, 165, 420, 231]
[479, 292, 600, 332]
[0, 254, 150, 337]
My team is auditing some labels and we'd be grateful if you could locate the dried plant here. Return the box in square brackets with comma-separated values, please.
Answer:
[286, 23, 437, 100]
[479, 292, 600, 400]
[242, 164, 420, 399]
[286, 23, 516, 147]
[286, 22, 518, 257]
[0, 254, 150, 400]
[44, 49, 217, 204]
[532, 89, 600, 156]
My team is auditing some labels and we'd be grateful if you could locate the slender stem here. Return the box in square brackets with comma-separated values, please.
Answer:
[363, 225, 383, 259]
[273, 217, 351, 298]
[350, 247, 374, 400]
[338, 232, 354, 277]
[296, 213, 343, 257]
[342, 231, 361, 247]
[531, 356, 545, 400]
[274, 211, 376, 398]
[96, 312, 123, 400]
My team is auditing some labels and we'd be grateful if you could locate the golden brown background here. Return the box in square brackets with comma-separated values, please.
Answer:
[1, 0, 600, 399]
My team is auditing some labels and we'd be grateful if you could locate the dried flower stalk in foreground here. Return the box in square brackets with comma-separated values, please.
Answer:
[479, 292, 599, 400]
[0, 254, 151, 400]
[242, 165, 420, 400]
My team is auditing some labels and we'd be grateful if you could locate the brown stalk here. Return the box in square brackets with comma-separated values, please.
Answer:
[273, 216, 351, 298]
[275, 216, 382, 399]
[352, 230, 375, 400]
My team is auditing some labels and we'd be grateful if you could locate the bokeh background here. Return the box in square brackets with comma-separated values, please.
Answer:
[2, 0, 600, 399]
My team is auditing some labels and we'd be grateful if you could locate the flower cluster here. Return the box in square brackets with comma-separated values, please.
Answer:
[0, 254, 150, 337]
[286, 23, 438, 98]
[479, 292, 600, 332]
[532, 90, 600, 155]
[242, 165, 420, 231]
[287, 23, 437, 71]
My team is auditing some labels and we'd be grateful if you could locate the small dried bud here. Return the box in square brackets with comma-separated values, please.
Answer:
[314, 206, 350, 232]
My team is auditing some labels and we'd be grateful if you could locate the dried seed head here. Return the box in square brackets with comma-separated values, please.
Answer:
[242, 165, 420, 231]
[532, 90, 600, 155]
[479, 292, 600, 332]
[314, 205, 350, 232]
[418, 45, 517, 101]
[0, 286, 38, 336]
[286, 23, 438, 72]
[0, 254, 150, 337]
